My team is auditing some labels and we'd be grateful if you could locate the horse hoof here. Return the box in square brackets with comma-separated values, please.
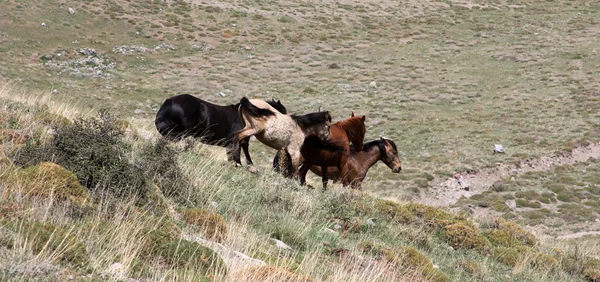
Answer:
[248, 166, 258, 174]
[235, 163, 243, 167]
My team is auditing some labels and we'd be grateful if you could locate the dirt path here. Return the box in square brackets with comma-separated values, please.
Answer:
[421, 142, 600, 207]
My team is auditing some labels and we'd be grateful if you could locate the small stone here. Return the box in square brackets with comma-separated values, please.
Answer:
[270, 238, 292, 250]
[51, 89, 58, 94]
[506, 200, 516, 210]
[595, 218, 599, 223]
[494, 144, 505, 154]
[247, 54, 254, 59]
[324, 228, 337, 234]
[328, 63, 340, 69]
[41, 22, 46, 27]
[134, 109, 144, 114]
[369, 81, 377, 88]
[333, 223, 342, 230]
[365, 218, 376, 226]
[68, 8, 75, 14]
[217, 92, 227, 97]
[106, 263, 124, 277]
[67, 275, 75, 280]
[210, 201, 218, 208]
[433, 264, 439, 269]
[458, 176, 470, 190]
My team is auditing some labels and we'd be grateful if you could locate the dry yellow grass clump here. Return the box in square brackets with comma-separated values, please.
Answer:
[231, 265, 313, 282]
[485, 217, 537, 247]
[181, 208, 228, 242]
[0, 162, 89, 207]
[443, 222, 491, 253]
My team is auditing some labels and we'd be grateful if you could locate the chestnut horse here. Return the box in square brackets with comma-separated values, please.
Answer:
[274, 138, 401, 189]
[235, 97, 331, 173]
[155, 94, 286, 166]
[297, 113, 366, 189]
[309, 138, 401, 189]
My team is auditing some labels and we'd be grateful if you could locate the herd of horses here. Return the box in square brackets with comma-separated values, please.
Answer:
[155, 94, 402, 189]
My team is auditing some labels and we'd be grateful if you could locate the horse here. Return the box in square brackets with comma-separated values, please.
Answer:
[155, 94, 287, 166]
[289, 138, 402, 189]
[296, 113, 367, 189]
[234, 97, 331, 174]
[274, 137, 401, 189]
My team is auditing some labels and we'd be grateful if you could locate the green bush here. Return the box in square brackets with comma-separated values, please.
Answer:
[443, 223, 491, 253]
[136, 138, 190, 198]
[10, 110, 148, 201]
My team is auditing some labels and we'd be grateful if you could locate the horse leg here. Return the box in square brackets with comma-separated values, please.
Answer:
[241, 137, 253, 165]
[321, 165, 329, 190]
[298, 162, 311, 186]
[340, 163, 351, 187]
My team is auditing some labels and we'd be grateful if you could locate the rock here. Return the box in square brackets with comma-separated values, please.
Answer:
[247, 54, 254, 59]
[494, 144, 505, 154]
[324, 228, 337, 234]
[134, 109, 144, 114]
[365, 218, 376, 226]
[78, 48, 96, 56]
[458, 176, 470, 190]
[68, 8, 75, 14]
[192, 43, 213, 51]
[41, 22, 46, 27]
[328, 63, 340, 69]
[217, 92, 227, 97]
[433, 264, 439, 269]
[210, 201, 219, 208]
[506, 200, 516, 210]
[270, 238, 292, 250]
[369, 81, 377, 88]
[106, 263, 124, 278]
[333, 223, 342, 230]
[51, 89, 58, 94]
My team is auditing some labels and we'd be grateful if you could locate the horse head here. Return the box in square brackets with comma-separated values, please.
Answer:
[380, 138, 401, 173]
[267, 99, 287, 114]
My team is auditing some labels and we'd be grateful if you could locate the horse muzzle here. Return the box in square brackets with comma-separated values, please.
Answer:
[392, 166, 402, 173]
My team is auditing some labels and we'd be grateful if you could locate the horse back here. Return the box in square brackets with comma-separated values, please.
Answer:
[157, 94, 240, 143]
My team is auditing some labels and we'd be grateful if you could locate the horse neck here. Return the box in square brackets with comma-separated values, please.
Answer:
[351, 144, 381, 171]
[335, 119, 364, 147]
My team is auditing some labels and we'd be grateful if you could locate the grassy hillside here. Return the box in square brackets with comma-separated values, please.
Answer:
[1, 86, 599, 281]
[1, 0, 600, 280]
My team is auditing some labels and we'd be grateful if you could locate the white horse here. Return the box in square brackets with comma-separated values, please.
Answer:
[235, 97, 331, 173]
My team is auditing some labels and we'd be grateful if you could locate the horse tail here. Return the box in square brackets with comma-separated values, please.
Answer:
[273, 149, 293, 178]
[302, 135, 343, 153]
[239, 97, 275, 120]
[155, 98, 184, 139]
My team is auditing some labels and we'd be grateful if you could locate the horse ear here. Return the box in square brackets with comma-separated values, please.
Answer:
[361, 115, 366, 122]
[351, 112, 355, 117]
[277, 100, 281, 104]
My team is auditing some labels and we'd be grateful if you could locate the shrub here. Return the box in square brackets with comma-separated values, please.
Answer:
[373, 200, 413, 223]
[136, 138, 190, 198]
[585, 268, 600, 282]
[231, 266, 312, 282]
[396, 247, 451, 282]
[485, 218, 536, 247]
[181, 208, 227, 242]
[10, 110, 148, 201]
[0, 218, 90, 267]
[443, 223, 491, 253]
[0, 162, 89, 207]
[493, 246, 521, 267]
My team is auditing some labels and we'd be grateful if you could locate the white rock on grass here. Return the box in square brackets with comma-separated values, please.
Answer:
[270, 238, 292, 250]
[494, 144, 505, 154]
[68, 8, 75, 14]
[369, 81, 377, 88]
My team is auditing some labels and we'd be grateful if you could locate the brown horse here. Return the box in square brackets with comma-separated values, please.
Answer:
[297, 113, 366, 189]
[308, 138, 401, 189]
[235, 97, 331, 173]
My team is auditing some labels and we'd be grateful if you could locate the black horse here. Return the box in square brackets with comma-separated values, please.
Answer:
[155, 94, 286, 166]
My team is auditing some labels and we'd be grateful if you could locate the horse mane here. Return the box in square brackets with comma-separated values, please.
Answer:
[335, 116, 366, 149]
[362, 138, 398, 155]
[291, 112, 331, 129]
